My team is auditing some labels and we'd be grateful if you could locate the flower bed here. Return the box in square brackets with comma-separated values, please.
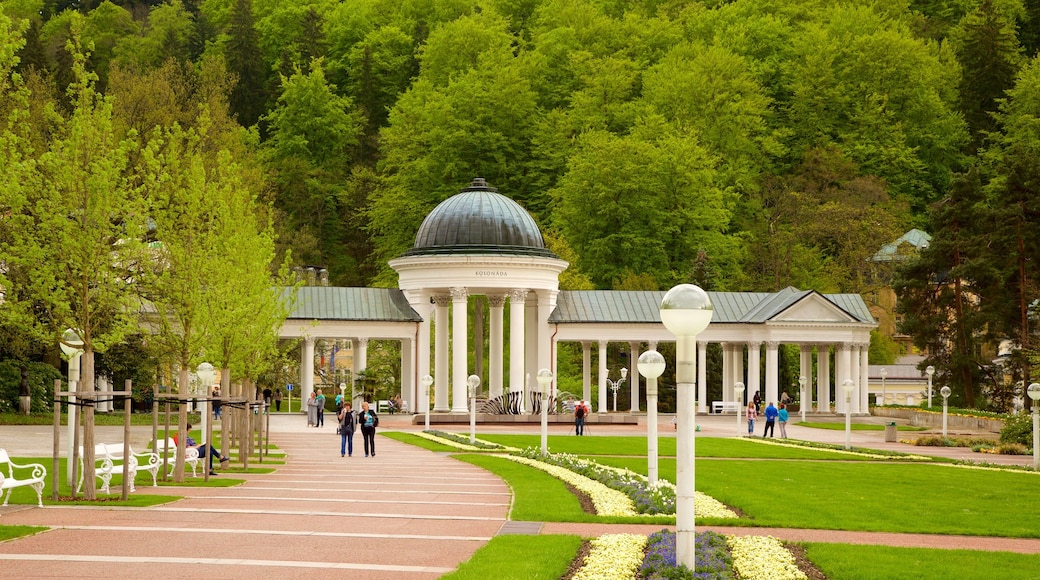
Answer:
[412, 430, 519, 451]
[572, 534, 648, 580]
[505, 454, 639, 516]
[634, 530, 808, 580]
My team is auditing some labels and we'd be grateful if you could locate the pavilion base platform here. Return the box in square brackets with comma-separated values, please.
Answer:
[411, 412, 640, 425]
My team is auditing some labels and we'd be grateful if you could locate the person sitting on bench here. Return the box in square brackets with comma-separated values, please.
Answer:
[182, 423, 227, 476]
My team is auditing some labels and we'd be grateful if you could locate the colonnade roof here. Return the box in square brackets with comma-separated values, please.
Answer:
[284, 287, 422, 322]
[282, 286, 874, 326]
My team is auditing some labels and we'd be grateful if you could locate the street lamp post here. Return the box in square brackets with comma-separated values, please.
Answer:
[60, 329, 84, 487]
[734, 382, 745, 438]
[1027, 383, 1040, 471]
[842, 379, 855, 450]
[537, 369, 554, 456]
[607, 368, 628, 412]
[940, 386, 951, 440]
[421, 375, 433, 432]
[659, 284, 713, 569]
[926, 365, 935, 408]
[798, 376, 807, 423]
[638, 352, 666, 484]
[467, 375, 481, 444]
[880, 367, 887, 407]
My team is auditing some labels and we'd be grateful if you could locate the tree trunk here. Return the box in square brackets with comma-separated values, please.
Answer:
[81, 350, 97, 500]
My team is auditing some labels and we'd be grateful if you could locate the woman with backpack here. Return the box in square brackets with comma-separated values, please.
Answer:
[358, 401, 379, 457]
[338, 401, 356, 457]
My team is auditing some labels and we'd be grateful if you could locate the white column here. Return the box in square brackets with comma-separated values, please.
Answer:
[597, 340, 608, 414]
[734, 344, 745, 400]
[837, 343, 853, 414]
[355, 338, 369, 408]
[488, 295, 506, 400]
[416, 298, 432, 413]
[401, 337, 414, 413]
[765, 341, 779, 405]
[582, 341, 592, 404]
[301, 338, 315, 404]
[720, 343, 731, 403]
[434, 295, 450, 412]
[800, 345, 813, 412]
[508, 289, 527, 409]
[818, 344, 831, 413]
[747, 342, 761, 402]
[451, 287, 469, 413]
[860, 343, 870, 413]
[697, 341, 708, 413]
[849, 341, 861, 414]
[629, 341, 641, 412]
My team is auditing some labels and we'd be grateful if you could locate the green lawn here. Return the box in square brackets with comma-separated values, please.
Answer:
[441, 535, 583, 580]
[803, 543, 1040, 579]
[797, 421, 928, 431]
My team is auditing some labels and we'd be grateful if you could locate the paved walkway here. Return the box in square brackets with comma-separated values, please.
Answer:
[1, 411, 1038, 579]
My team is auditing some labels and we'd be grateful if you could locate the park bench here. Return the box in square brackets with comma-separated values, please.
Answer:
[711, 401, 741, 414]
[0, 448, 46, 508]
[77, 443, 161, 495]
[154, 438, 201, 478]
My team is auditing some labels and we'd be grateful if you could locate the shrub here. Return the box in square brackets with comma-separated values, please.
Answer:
[996, 442, 1029, 455]
[999, 412, 1034, 446]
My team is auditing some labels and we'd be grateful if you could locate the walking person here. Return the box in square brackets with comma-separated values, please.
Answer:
[315, 388, 326, 427]
[211, 386, 222, 419]
[274, 389, 283, 412]
[338, 401, 356, 457]
[778, 403, 789, 438]
[746, 402, 756, 435]
[574, 400, 588, 435]
[752, 390, 762, 413]
[358, 401, 378, 457]
[763, 401, 778, 437]
[306, 391, 318, 427]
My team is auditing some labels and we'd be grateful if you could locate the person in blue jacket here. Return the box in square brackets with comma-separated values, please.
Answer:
[778, 403, 790, 438]
[763, 401, 779, 437]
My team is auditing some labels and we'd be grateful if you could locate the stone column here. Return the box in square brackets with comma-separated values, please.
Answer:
[817, 344, 831, 413]
[629, 341, 641, 412]
[837, 342, 853, 414]
[488, 295, 506, 401]
[860, 343, 870, 413]
[697, 341, 708, 413]
[765, 341, 779, 405]
[301, 337, 315, 404]
[400, 337, 414, 413]
[451, 287, 469, 413]
[355, 338, 369, 408]
[416, 297, 433, 413]
[433, 295, 451, 412]
[800, 345, 813, 412]
[597, 340, 608, 414]
[849, 341, 861, 414]
[508, 289, 527, 411]
[747, 342, 762, 402]
[582, 341, 592, 405]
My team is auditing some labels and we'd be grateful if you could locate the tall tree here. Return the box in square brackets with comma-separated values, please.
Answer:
[0, 29, 146, 498]
[225, 0, 267, 127]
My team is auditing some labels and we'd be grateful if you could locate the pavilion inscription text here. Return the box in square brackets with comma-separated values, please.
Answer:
[475, 270, 508, 277]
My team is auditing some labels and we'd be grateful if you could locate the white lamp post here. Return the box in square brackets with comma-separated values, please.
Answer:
[607, 367, 628, 412]
[926, 365, 935, 408]
[798, 376, 807, 423]
[421, 375, 433, 432]
[940, 386, 951, 439]
[60, 329, 84, 486]
[734, 382, 745, 438]
[879, 367, 887, 407]
[537, 369, 554, 456]
[842, 379, 855, 450]
[196, 362, 216, 447]
[1027, 383, 1040, 471]
[467, 374, 481, 444]
[638, 352, 666, 484]
[659, 283, 713, 569]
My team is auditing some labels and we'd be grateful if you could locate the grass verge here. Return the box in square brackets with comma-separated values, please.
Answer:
[441, 535, 583, 580]
[0, 525, 47, 542]
[803, 543, 1040, 579]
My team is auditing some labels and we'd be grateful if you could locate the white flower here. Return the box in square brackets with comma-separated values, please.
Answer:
[728, 535, 807, 580]
[572, 534, 647, 580]
[745, 436, 933, 461]
[411, 431, 485, 451]
[504, 455, 639, 516]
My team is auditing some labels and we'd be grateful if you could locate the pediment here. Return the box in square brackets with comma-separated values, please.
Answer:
[771, 294, 857, 323]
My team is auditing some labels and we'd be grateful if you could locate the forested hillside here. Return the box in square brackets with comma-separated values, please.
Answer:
[4, 0, 1040, 403]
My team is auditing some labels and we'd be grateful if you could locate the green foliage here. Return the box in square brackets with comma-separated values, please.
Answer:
[0, 360, 61, 414]
[804, 544, 1040, 580]
[441, 535, 583, 580]
[999, 410, 1034, 444]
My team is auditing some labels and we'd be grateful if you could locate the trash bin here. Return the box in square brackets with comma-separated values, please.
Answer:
[884, 422, 898, 442]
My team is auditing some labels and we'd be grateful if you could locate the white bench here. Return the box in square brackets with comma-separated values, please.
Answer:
[77, 443, 161, 495]
[712, 401, 741, 414]
[0, 448, 46, 508]
[155, 438, 201, 478]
